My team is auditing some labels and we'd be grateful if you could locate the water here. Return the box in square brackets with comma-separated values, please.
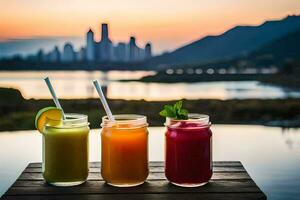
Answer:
[0, 125, 299, 200]
[0, 71, 300, 100]
[108, 81, 300, 100]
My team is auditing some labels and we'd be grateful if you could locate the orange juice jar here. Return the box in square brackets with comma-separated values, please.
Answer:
[101, 114, 149, 187]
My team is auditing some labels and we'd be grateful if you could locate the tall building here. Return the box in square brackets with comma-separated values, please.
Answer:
[76, 47, 86, 61]
[137, 47, 145, 61]
[61, 43, 75, 62]
[86, 29, 95, 61]
[37, 49, 44, 62]
[125, 43, 130, 62]
[101, 23, 108, 40]
[145, 43, 152, 60]
[129, 36, 138, 62]
[47, 46, 60, 62]
[99, 23, 113, 61]
[114, 42, 126, 62]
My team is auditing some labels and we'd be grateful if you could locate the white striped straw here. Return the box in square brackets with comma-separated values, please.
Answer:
[44, 77, 66, 120]
[93, 80, 115, 122]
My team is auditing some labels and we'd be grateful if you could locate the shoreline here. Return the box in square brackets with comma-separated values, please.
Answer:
[1, 88, 300, 131]
[135, 72, 300, 90]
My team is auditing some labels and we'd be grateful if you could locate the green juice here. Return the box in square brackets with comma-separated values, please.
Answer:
[42, 114, 89, 186]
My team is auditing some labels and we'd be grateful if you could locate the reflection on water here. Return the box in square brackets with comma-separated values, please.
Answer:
[281, 128, 300, 150]
[0, 71, 155, 99]
[108, 81, 300, 100]
[0, 125, 300, 200]
[0, 71, 300, 100]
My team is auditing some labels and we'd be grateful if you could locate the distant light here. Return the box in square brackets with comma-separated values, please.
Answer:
[176, 69, 184, 74]
[166, 69, 174, 74]
[228, 68, 237, 74]
[195, 69, 203, 74]
[186, 68, 194, 74]
[218, 68, 226, 74]
[206, 68, 214, 74]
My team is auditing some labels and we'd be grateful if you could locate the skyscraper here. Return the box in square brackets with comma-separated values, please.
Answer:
[37, 49, 44, 62]
[99, 23, 113, 61]
[101, 24, 108, 41]
[137, 47, 145, 61]
[48, 46, 60, 62]
[129, 36, 137, 61]
[114, 42, 126, 62]
[61, 43, 75, 62]
[145, 43, 152, 60]
[76, 47, 86, 61]
[86, 29, 95, 61]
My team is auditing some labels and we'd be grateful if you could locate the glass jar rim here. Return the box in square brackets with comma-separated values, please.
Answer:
[165, 113, 210, 127]
[101, 114, 148, 128]
[45, 113, 89, 128]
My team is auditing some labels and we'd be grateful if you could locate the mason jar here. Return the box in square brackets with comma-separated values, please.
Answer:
[42, 113, 89, 186]
[101, 114, 149, 187]
[165, 114, 212, 187]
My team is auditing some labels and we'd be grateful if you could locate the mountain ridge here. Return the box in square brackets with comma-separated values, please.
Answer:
[247, 28, 300, 63]
[148, 14, 300, 66]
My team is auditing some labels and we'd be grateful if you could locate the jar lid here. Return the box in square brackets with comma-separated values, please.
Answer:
[101, 114, 148, 128]
[46, 113, 89, 128]
[165, 113, 210, 128]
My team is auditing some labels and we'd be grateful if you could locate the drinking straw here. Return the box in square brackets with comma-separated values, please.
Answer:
[93, 80, 115, 122]
[44, 77, 66, 120]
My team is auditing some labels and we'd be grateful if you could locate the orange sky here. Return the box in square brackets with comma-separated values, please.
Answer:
[0, 0, 300, 53]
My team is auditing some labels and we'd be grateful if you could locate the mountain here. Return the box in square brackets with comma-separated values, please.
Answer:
[148, 15, 300, 66]
[249, 29, 300, 63]
[0, 37, 83, 58]
[204, 29, 300, 70]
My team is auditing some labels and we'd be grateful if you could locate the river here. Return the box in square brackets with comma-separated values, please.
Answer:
[0, 71, 300, 100]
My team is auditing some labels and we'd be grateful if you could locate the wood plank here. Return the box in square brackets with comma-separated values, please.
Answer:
[17, 171, 251, 181]
[24, 166, 246, 173]
[1, 162, 266, 200]
[1, 193, 267, 200]
[27, 161, 243, 168]
[12, 180, 256, 189]
[11, 180, 258, 193]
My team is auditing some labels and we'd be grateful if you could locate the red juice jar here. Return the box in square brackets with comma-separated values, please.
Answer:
[165, 114, 212, 187]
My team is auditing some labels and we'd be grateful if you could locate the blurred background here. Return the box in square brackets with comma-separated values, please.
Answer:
[0, 0, 300, 199]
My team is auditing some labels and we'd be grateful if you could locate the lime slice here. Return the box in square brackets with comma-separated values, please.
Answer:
[35, 107, 62, 133]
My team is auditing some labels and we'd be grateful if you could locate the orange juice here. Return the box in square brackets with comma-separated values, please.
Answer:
[101, 114, 148, 187]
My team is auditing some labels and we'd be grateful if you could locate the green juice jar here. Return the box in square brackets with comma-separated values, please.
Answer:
[42, 113, 90, 186]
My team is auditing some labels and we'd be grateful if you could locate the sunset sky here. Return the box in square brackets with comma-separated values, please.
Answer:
[1, 0, 300, 53]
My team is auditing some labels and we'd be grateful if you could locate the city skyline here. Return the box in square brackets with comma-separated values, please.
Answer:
[30, 22, 152, 63]
[1, 0, 300, 54]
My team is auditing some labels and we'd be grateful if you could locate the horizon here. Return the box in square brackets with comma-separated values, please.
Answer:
[0, 0, 300, 57]
[1, 14, 299, 59]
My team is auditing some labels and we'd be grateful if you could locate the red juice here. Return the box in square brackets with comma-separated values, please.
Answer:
[165, 114, 212, 187]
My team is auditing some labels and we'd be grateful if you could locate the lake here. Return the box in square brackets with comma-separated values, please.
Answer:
[0, 125, 299, 200]
[1, 71, 300, 100]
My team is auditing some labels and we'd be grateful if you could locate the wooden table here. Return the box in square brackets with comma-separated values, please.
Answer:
[1, 161, 266, 200]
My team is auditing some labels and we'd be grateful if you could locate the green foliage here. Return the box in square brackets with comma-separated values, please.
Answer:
[0, 88, 24, 105]
[0, 87, 300, 131]
[159, 100, 189, 120]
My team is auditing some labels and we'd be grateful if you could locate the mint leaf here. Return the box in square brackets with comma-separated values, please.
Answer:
[159, 110, 169, 117]
[174, 100, 182, 110]
[164, 105, 176, 117]
[159, 100, 189, 119]
[178, 109, 188, 120]
[178, 109, 188, 116]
